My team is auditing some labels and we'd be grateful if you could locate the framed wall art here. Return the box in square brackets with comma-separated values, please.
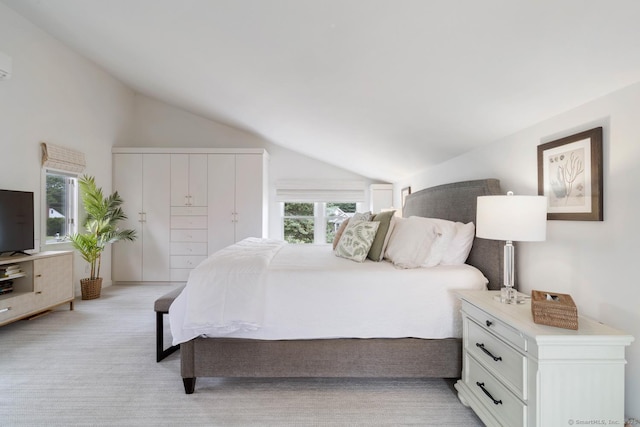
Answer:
[537, 127, 603, 221]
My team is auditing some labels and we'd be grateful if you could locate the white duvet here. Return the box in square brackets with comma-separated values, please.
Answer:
[169, 238, 488, 345]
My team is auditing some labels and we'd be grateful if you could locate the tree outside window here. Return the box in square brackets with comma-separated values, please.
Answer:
[283, 202, 357, 244]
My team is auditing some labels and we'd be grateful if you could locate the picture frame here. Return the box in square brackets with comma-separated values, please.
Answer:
[537, 127, 603, 221]
[401, 186, 411, 209]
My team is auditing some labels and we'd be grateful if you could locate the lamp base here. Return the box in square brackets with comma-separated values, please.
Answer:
[494, 287, 527, 304]
[501, 286, 517, 304]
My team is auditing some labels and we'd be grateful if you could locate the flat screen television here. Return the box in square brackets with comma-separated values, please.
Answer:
[0, 189, 35, 256]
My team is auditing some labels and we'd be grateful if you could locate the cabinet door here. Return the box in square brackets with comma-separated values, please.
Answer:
[208, 154, 236, 254]
[235, 154, 265, 241]
[112, 154, 143, 281]
[188, 154, 208, 207]
[33, 253, 73, 307]
[142, 154, 171, 281]
[170, 154, 190, 207]
[171, 154, 208, 207]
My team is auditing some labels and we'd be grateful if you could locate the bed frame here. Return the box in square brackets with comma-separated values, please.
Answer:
[180, 178, 504, 393]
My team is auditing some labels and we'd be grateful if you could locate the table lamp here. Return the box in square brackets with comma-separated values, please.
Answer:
[476, 192, 547, 303]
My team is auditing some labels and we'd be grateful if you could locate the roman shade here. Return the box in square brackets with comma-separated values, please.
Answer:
[41, 142, 86, 173]
[275, 180, 366, 202]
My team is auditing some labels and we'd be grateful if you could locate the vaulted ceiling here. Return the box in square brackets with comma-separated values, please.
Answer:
[4, 0, 640, 181]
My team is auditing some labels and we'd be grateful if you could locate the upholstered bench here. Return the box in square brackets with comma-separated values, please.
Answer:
[154, 285, 184, 362]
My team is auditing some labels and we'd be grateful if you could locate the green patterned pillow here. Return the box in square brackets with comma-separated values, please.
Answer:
[334, 220, 380, 262]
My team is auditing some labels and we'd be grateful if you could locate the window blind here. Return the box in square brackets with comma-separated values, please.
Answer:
[275, 180, 366, 202]
[41, 142, 86, 173]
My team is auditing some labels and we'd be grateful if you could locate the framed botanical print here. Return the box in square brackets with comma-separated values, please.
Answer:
[537, 127, 603, 221]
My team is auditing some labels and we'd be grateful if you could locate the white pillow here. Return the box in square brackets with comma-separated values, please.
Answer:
[334, 220, 380, 262]
[384, 217, 440, 269]
[441, 221, 475, 265]
[409, 217, 457, 267]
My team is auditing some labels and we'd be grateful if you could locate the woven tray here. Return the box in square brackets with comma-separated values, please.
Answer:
[531, 290, 578, 330]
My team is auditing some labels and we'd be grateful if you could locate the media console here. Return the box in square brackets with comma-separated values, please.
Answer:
[0, 251, 73, 327]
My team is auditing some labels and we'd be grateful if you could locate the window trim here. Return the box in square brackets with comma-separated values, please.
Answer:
[41, 168, 79, 249]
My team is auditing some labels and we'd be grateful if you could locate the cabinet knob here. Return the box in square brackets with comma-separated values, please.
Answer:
[36, 274, 43, 278]
[36, 291, 42, 295]
[485, 320, 493, 327]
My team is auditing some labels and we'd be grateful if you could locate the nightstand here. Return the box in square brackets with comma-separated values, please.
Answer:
[455, 290, 633, 427]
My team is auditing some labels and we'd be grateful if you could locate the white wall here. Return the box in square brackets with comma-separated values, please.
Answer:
[123, 94, 377, 238]
[396, 81, 640, 419]
[0, 3, 135, 293]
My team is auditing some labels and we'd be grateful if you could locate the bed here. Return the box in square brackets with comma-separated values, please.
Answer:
[173, 178, 504, 394]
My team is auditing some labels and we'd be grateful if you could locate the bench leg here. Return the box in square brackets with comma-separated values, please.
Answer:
[156, 311, 180, 362]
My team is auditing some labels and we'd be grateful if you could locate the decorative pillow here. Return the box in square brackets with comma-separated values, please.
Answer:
[332, 218, 351, 250]
[334, 220, 380, 262]
[350, 211, 372, 223]
[441, 221, 475, 265]
[366, 210, 396, 261]
[384, 217, 440, 269]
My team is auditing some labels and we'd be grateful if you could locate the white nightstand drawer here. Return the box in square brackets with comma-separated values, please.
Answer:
[462, 300, 527, 351]
[171, 215, 207, 229]
[466, 354, 526, 427]
[467, 317, 527, 399]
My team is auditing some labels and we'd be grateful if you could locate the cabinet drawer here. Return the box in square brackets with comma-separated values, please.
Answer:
[0, 293, 33, 324]
[171, 206, 207, 216]
[467, 317, 527, 399]
[171, 229, 207, 243]
[170, 256, 207, 269]
[462, 300, 527, 351]
[170, 242, 208, 256]
[466, 354, 526, 427]
[170, 269, 191, 282]
[171, 216, 207, 229]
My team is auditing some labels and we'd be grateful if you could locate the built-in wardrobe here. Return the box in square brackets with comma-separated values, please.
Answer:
[111, 148, 268, 282]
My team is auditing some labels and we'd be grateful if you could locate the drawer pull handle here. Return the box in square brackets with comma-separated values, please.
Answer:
[0, 307, 10, 313]
[476, 343, 502, 361]
[476, 382, 502, 405]
[485, 320, 493, 327]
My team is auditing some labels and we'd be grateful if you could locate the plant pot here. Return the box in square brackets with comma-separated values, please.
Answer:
[80, 277, 102, 300]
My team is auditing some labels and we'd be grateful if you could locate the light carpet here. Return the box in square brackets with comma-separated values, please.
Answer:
[0, 283, 483, 426]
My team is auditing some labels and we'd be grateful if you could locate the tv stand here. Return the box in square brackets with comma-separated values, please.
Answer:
[0, 251, 73, 327]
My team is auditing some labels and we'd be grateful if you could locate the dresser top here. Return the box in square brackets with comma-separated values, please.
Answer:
[457, 290, 633, 344]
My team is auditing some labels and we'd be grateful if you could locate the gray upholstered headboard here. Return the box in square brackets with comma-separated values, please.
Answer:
[403, 179, 504, 290]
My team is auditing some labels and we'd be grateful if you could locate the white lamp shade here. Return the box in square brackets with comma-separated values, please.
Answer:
[476, 195, 547, 242]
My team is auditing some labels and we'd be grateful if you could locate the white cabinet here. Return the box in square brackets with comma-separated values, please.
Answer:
[455, 290, 633, 427]
[112, 153, 171, 282]
[369, 184, 393, 214]
[208, 154, 267, 254]
[170, 154, 207, 207]
[169, 206, 208, 281]
[0, 251, 73, 327]
[112, 148, 268, 282]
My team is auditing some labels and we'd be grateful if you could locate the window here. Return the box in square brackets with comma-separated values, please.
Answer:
[282, 202, 359, 244]
[44, 170, 78, 244]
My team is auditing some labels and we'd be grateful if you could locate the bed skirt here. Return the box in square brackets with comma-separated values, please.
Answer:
[181, 337, 462, 393]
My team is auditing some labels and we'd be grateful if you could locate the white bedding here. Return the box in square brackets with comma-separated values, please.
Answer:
[169, 239, 488, 345]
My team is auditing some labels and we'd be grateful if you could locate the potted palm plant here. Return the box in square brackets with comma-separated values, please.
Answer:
[69, 175, 136, 300]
